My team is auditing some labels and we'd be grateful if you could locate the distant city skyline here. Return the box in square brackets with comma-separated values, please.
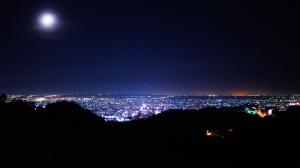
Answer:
[6, 91, 300, 97]
[9, 93, 300, 121]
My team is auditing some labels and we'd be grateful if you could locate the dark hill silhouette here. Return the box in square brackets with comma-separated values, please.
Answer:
[0, 93, 7, 103]
[1, 97, 300, 167]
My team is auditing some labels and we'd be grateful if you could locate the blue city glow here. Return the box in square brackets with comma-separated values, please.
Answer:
[9, 94, 300, 122]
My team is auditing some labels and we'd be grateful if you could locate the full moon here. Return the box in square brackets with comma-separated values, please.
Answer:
[39, 12, 57, 29]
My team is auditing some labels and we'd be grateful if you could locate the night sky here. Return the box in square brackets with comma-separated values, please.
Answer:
[1, 0, 299, 95]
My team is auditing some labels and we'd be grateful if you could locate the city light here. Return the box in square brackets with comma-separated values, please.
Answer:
[268, 109, 273, 116]
[8, 94, 300, 122]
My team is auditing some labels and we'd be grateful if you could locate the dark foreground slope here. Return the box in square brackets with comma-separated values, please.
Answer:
[0, 99, 300, 167]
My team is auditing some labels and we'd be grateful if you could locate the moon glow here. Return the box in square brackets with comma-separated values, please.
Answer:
[38, 12, 57, 30]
